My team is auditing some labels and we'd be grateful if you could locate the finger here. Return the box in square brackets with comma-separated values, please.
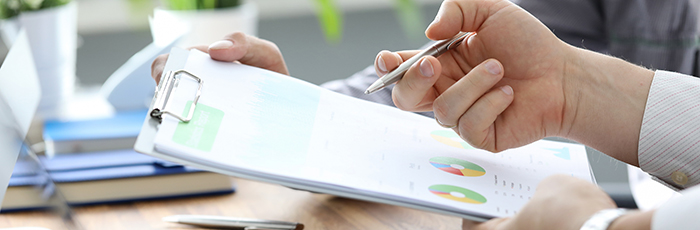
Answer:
[433, 59, 504, 128]
[151, 54, 169, 84]
[462, 218, 480, 230]
[374, 50, 421, 77]
[425, 0, 512, 40]
[150, 45, 209, 85]
[462, 218, 511, 230]
[189, 45, 208, 53]
[392, 56, 442, 111]
[476, 217, 511, 230]
[457, 84, 514, 152]
[208, 32, 289, 75]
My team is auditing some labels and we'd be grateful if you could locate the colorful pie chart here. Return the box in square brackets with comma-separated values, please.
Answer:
[430, 156, 486, 177]
[430, 130, 476, 150]
[429, 184, 487, 204]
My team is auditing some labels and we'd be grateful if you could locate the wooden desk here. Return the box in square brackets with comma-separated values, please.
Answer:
[0, 178, 462, 229]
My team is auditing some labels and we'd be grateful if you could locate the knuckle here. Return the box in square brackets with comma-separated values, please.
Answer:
[392, 93, 410, 111]
[224, 32, 248, 44]
[432, 98, 451, 121]
[457, 117, 490, 150]
[482, 94, 499, 108]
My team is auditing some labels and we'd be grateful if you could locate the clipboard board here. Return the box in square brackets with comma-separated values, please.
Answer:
[135, 48, 596, 222]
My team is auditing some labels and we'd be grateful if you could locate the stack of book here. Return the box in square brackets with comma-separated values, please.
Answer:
[42, 109, 148, 156]
[2, 110, 235, 212]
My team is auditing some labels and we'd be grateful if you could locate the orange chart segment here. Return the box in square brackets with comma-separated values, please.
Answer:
[429, 156, 486, 177]
[430, 130, 476, 150]
[429, 184, 487, 204]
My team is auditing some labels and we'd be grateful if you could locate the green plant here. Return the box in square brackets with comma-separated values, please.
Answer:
[0, 0, 72, 19]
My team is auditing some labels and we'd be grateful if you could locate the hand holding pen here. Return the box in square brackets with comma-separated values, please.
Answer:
[365, 32, 474, 95]
[371, 0, 587, 156]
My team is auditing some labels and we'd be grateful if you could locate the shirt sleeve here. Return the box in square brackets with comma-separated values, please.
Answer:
[652, 184, 700, 230]
[638, 70, 700, 190]
[319, 65, 435, 118]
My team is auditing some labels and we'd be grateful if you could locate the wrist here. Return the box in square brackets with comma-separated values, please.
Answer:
[580, 209, 653, 230]
[560, 46, 654, 166]
[607, 210, 654, 230]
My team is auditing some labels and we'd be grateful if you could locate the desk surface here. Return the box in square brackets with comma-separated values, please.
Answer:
[0, 178, 462, 230]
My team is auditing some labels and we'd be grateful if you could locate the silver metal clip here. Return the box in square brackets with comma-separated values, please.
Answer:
[150, 69, 203, 123]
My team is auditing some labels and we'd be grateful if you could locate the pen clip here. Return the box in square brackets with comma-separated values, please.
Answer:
[445, 32, 474, 51]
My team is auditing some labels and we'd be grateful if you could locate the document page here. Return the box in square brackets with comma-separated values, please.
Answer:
[153, 50, 593, 219]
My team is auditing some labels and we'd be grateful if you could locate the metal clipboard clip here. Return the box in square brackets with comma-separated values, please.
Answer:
[150, 69, 204, 123]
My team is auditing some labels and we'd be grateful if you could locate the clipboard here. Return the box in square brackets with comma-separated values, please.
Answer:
[135, 48, 596, 222]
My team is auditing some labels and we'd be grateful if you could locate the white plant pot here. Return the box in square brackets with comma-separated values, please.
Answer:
[152, 2, 258, 48]
[0, 1, 78, 117]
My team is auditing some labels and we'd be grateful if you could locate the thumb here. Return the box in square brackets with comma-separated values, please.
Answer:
[207, 32, 289, 75]
[425, 0, 511, 40]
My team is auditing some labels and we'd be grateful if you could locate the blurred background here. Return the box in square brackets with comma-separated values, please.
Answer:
[0, 0, 640, 227]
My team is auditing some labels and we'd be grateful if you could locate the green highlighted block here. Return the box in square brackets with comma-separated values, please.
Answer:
[172, 101, 224, 152]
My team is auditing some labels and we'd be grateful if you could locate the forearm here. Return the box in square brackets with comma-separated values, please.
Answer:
[561, 46, 654, 166]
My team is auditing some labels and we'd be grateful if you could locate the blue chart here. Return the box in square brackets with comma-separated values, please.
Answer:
[547, 147, 570, 160]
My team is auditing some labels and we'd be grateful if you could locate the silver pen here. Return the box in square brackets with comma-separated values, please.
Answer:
[163, 215, 304, 230]
[364, 31, 474, 94]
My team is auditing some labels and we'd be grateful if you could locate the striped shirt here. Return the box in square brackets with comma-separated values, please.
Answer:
[640, 70, 700, 190]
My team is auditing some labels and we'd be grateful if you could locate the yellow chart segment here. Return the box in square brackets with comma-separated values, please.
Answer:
[434, 194, 484, 204]
[460, 168, 486, 177]
[431, 135, 463, 148]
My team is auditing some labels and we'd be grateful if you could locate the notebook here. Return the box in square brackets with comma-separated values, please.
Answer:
[135, 48, 594, 222]
[43, 109, 147, 156]
[1, 149, 234, 212]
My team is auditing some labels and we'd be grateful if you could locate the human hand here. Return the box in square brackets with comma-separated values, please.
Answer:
[462, 175, 617, 230]
[375, 0, 576, 152]
[151, 32, 288, 84]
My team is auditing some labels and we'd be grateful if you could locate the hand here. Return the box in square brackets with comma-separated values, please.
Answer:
[377, 0, 653, 161]
[151, 32, 289, 84]
[376, 0, 573, 152]
[462, 175, 617, 230]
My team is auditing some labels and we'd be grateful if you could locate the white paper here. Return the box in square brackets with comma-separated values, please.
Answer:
[153, 50, 594, 219]
[0, 29, 40, 135]
[0, 29, 41, 211]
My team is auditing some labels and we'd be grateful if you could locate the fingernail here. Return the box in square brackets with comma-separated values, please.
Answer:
[501, 85, 513, 95]
[209, 40, 233, 50]
[377, 55, 388, 73]
[485, 60, 502, 75]
[419, 58, 434, 77]
[435, 117, 456, 129]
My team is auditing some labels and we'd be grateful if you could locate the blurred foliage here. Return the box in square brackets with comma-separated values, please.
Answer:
[160, 0, 239, 10]
[0, 0, 72, 19]
[313, 0, 342, 43]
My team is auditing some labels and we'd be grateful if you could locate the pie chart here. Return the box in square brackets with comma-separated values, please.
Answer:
[429, 184, 487, 204]
[429, 156, 486, 177]
[430, 130, 476, 150]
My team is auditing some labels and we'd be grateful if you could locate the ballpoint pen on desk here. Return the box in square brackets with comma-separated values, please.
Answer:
[163, 215, 304, 230]
[364, 31, 475, 95]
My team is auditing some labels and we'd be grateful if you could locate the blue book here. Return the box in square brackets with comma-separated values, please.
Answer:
[43, 109, 148, 156]
[1, 149, 235, 212]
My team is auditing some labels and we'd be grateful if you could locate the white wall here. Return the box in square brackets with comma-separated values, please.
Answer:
[76, 0, 442, 34]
